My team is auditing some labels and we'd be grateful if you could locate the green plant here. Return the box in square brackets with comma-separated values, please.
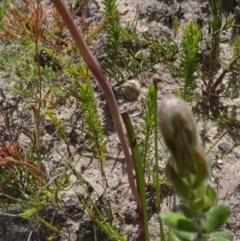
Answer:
[228, 36, 240, 98]
[122, 81, 166, 240]
[70, 155, 129, 241]
[158, 97, 233, 241]
[111, 29, 179, 82]
[103, 0, 125, 68]
[98, 3, 179, 83]
[44, 109, 67, 140]
[0, 0, 76, 102]
[0, 0, 238, 240]
[0, 2, 74, 239]
[139, 84, 156, 182]
[173, 16, 179, 38]
[79, 82, 107, 164]
[51, 0, 144, 235]
[171, 22, 202, 101]
[0, 106, 70, 240]
[203, 0, 238, 99]
[122, 112, 150, 238]
[0, 0, 11, 29]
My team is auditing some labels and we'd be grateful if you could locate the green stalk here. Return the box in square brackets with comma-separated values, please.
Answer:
[78, 198, 126, 241]
[121, 112, 149, 239]
[152, 80, 165, 241]
[72, 165, 105, 220]
[140, 84, 155, 181]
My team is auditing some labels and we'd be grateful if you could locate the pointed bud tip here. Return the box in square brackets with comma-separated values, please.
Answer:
[158, 97, 198, 148]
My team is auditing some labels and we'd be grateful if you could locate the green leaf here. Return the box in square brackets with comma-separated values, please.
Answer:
[0, 8, 4, 19]
[211, 238, 230, 241]
[160, 212, 199, 233]
[121, 112, 149, 238]
[202, 204, 231, 234]
[169, 230, 181, 241]
[211, 231, 233, 240]
[20, 207, 38, 219]
[201, 184, 217, 212]
[172, 229, 193, 241]
[27, 201, 41, 208]
[190, 182, 208, 212]
[179, 204, 206, 219]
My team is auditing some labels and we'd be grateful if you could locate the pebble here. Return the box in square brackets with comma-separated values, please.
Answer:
[235, 151, 240, 159]
[217, 159, 223, 164]
[218, 141, 230, 152]
[121, 79, 140, 100]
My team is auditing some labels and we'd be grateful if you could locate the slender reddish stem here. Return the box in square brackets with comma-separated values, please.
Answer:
[51, 0, 142, 210]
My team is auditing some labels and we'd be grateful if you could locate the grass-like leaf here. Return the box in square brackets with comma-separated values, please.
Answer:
[121, 112, 149, 239]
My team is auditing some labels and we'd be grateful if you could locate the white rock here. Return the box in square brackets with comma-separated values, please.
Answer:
[217, 159, 223, 164]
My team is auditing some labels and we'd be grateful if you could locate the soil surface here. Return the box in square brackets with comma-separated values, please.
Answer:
[0, 0, 240, 241]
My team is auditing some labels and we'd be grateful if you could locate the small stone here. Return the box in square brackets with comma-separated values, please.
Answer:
[218, 141, 230, 152]
[217, 159, 223, 164]
[121, 79, 140, 100]
[235, 151, 240, 159]
[88, 1, 100, 17]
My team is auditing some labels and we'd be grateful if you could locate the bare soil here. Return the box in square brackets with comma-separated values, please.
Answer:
[0, 0, 240, 241]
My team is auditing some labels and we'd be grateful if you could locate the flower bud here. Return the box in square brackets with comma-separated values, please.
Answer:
[158, 97, 208, 186]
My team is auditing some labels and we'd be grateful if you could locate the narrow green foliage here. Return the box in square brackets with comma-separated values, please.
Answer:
[142, 82, 164, 223]
[80, 197, 127, 241]
[206, 0, 235, 85]
[122, 112, 149, 239]
[1, 0, 237, 240]
[173, 16, 179, 38]
[178, 22, 202, 100]
[44, 109, 67, 140]
[0, 42, 67, 99]
[73, 164, 128, 241]
[206, 0, 222, 83]
[104, 25, 179, 82]
[151, 81, 166, 240]
[103, 0, 124, 66]
[144, 35, 178, 65]
[232, 36, 240, 56]
[66, 63, 91, 81]
[20, 207, 38, 219]
[139, 84, 155, 179]
[79, 82, 107, 163]
[229, 36, 240, 97]
[0, 0, 11, 29]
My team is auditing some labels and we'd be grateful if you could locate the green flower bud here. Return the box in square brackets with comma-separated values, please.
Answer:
[158, 97, 209, 187]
